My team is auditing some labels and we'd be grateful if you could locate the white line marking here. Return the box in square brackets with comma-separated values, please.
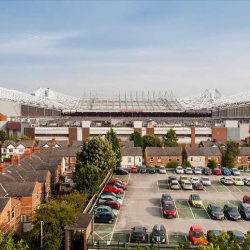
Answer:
[185, 235, 188, 241]
[157, 180, 159, 192]
[173, 199, 179, 219]
[94, 232, 107, 242]
[233, 185, 243, 193]
[187, 200, 195, 219]
[166, 233, 169, 243]
[128, 233, 131, 243]
[160, 199, 163, 218]
[223, 185, 231, 192]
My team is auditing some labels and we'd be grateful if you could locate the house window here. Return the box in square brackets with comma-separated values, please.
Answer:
[158, 157, 162, 163]
[169, 158, 172, 162]
[248, 157, 250, 162]
[217, 157, 220, 162]
[190, 157, 193, 162]
[11, 208, 15, 219]
[36, 191, 39, 200]
[150, 157, 153, 163]
[238, 157, 241, 163]
[2, 149, 6, 153]
[208, 157, 211, 160]
[177, 158, 180, 161]
[21, 215, 29, 222]
[9, 149, 14, 153]
[198, 157, 201, 162]
[138, 158, 141, 162]
[128, 157, 132, 163]
[7, 212, 10, 223]
[19, 149, 24, 153]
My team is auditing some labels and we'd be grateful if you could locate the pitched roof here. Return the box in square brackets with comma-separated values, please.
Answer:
[0, 182, 37, 197]
[72, 141, 83, 147]
[146, 147, 182, 156]
[202, 147, 222, 156]
[40, 147, 80, 157]
[185, 147, 222, 156]
[0, 197, 10, 212]
[239, 147, 250, 156]
[185, 147, 203, 156]
[119, 141, 134, 148]
[121, 147, 142, 156]
[2, 140, 34, 148]
[38, 140, 69, 148]
[199, 141, 215, 147]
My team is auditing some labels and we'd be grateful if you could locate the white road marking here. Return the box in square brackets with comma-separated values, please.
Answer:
[166, 233, 169, 243]
[160, 199, 163, 218]
[173, 199, 179, 219]
[187, 200, 195, 219]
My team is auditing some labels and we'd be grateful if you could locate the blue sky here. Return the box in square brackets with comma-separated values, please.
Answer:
[0, 1, 250, 98]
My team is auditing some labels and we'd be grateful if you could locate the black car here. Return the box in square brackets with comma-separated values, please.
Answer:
[130, 226, 147, 243]
[238, 203, 250, 220]
[207, 230, 222, 242]
[148, 166, 156, 174]
[139, 166, 147, 173]
[94, 211, 115, 224]
[161, 194, 173, 206]
[203, 167, 212, 175]
[227, 231, 245, 244]
[112, 182, 127, 190]
[207, 204, 225, 220]
[223, 204, 241, 221]
[151, 224, 167, 244]
[114, 168, 129, 175]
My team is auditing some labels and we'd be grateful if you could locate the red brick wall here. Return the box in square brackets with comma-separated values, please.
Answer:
[24, 127, 35, 140]
[212, 127, 227, 141]
[205, 156, 222, 167]
[235, 156, 250, 168]
[134, 128, 142, 135]
[82, 128, 90, 142]
[146, 128, 154, 135]
[145, 156, 182, 167]
[69, 128, 77, 144]
[191, 127, 196, 147]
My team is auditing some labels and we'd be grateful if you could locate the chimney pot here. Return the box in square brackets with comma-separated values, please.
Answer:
[52, 137, 56, 148]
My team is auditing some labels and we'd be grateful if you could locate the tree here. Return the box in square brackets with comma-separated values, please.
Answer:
[0, 130, 8, 143]
[0, 230, 28, 250]
[20, 135, 30, 140]
[163, 129, 178, 147]
[222, 141, 240, 168]
[142, 135, 161, 152]
[182, 160, 192, 168]
[105, 128, 122, 168]
[130, 131, 143, 148]
[207, 159, 217, 169]
[166, 160, 179, 168]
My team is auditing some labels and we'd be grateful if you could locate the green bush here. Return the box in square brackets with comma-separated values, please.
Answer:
[166, 160, 179, 168]
[182, 159, 192, 168]
[207, 159, 217, 169]
[3, 157, 11, 162]
[238, 165, 244, 170]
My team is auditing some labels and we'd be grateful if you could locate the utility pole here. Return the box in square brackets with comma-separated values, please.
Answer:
[41, 221, 43, 250]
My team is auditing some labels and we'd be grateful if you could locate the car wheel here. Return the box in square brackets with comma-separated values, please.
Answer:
[108, 220, 113, 224]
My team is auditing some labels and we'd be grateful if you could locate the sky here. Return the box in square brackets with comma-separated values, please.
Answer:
[0, 1, 250, 98]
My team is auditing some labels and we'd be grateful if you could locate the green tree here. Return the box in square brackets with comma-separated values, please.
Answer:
[130, 131, 143, 148]
[207, 159, 217, 169]
[105, 128, 122, 168]
[142, 135, 161, 152]
[166, 160, 179, 168]
[20, 135, 30, 140]
[0, 230, 28, 250]
[182, 160, 192, 168]
[0, 130, 8, 142]
[222, 141, 240, 168]
[163, 129, 178, 147]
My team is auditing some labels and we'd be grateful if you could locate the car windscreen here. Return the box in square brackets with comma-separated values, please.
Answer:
[244, 207, 250, 213]
[165, 204, 175, 210]
[193, 196, 200, 200]
[185, 183, 191, 186]
[193, 232, 204, 238]
[212, 206, 222, 212]
[160, 167, 165, 169]
[132, 232, 143, 237]
[203, 178, 209, 181]
[153, 230, 164, 236]
[228, 207, 238, 213]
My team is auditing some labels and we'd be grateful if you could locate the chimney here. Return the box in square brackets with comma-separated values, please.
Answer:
[162, 143, 165, 149]
[0, 162, 4, 174]
[11, 155, 21, 166]
[23, 149, 32, 159]
[33, 145, 40, 153]
[52, 137, 56, 148]
[85, 138, 89, 144]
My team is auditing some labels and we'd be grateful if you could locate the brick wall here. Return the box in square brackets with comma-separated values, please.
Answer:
[69, 128, 77, 144]
[205, 156, 222, 167]
[134, 128, 142, 135]
[145, 156, 182, 167]
[235, 156, 250, 168]
[212, 127, 227, 141]
[82, 128, 90, 141]
[146, 128, 154, 135]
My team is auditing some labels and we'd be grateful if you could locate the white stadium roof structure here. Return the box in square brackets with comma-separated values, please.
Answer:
[1, 87, 250, 113]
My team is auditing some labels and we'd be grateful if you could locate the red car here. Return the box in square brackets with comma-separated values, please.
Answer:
[131, 167, 138, 173]
[103, 200, 121, 210]
[109, 178, 127, 186]
[243, 195, 250, 204]
[104, 185, 124, 194]
[193, 182, 204, 190]
[213, 168, 222, 175]
[189, 225, 207, 245]
[163, 201, 177, 219]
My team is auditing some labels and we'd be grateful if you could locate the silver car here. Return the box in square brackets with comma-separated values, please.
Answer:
[193, 168, 202, 175]
[175, 166, 184, 174]
[220, 177, 233, 186]
[243, 178, 250, 186]
[170, 180, 181, 190]
[185, 167, 193, 174]
[201, 177, 211, 186]
[190, 176, 199, 184]
[159, 166, 167, 174]
[182, 180, 193, 190]
[231, 168, 241, 176]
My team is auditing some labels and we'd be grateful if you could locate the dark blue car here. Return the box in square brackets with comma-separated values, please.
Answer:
[94, 211, 115, 224]
[221, 167, 231, 176]
[207, 230, 222, 242]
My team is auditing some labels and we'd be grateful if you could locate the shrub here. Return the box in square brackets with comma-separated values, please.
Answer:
[182, 160, 192, 168]
[166, 160, 179, 168]
[3, 157, 11, 162]
[207, 159, 217, 169]
[238, 165, 244, 170]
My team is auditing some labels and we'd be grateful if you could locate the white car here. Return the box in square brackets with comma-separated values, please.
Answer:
[200, 177, 211, 186]
[185, 167, 193, 174]
[175, 166, 184, 174]
[193, 168, 202, 175]
[231, 168, 241, 176]
[170, 180, 181, 190]
[182, 180, 193, 190]
[159, 166, 167, 174]
[190, 176, 199, 184]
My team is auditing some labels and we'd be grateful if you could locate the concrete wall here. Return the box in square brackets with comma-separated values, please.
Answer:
[225, 120, 239, 128]
[240, 124, 250, 140]
[0, 121, 7, 130]
[0, 100, 21, 117]
[188, 156, 205, 168]
[227, 128, 240, 141]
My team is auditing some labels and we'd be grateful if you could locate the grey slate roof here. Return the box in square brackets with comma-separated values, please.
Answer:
[40, 147, 80, 157]
[121, 147, 142, 156]
[0, 182, 37, 197]
[38, 140, 69, 148]
[185, 147, 203, 156]
[199, 141, 215, 147]
[0, 197, 10, 212]
[119, 141, 134, 148]
[72, 141, 83, 147]
[239, 148, 250, 156]
[146, 147, 182, 156]
[2, 140, 34, 148]
[185, 147, 222, 156]
[202, 147, 222, 156]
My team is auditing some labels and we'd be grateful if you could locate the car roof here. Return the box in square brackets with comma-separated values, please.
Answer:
[211, 204, 220, 208]
[208, 230, 222, 236]
[227, 204, 236, 208]
[230, 231, 244, 237]
[153, 224, 165, 231]
[105, 200, 118, 204]
[191, 225, 203, 231]
[133, 226, 145, 232]
[241, 203, 250, 208]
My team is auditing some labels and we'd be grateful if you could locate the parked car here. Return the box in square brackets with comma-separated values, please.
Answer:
[223, 204, 241, 220]
[103, 200, 120, 210]
[168, 176, 178, 183]
[182, 180, 193, 190]
[189, 194, 203, 208]
[139, 166, 147, 173]
[238, 203, 250, 220]
[109, 178, 127, 186]
[207, 204, 225, 220]
[179, 176, 188, 184]
[112, 182, 127, 190]
[220, 177, 233, 186]
[207, 230, 222, 242]
[94, 205, 119, 217]
[151, 224, 167, 243]
[221, 167, 231, 176]
[243, 178, 250, 186]
[130, 226, 147, 243]
[113, 168, 129, 175]
[175, 166, 184, 174]
[162, 201, 177, 219]
[104, 185, 124, 194]
[101, 192, 122, 199]
[131, 167, 138, 173]
[213, 168, 222, 175]
[99, 195, 123, 205]
[94, 211, 115, 224]
[159, 166, 167, 174]
[200, 177, 211, 186]
[185, 167, 193, 175]
[193, 168, 202, 175]
[203, 167, 212, 175]
[148, 166, 156, 174]
[232, 177, 244, 186]
[190, 176, 199, 184]
[189, 225, 207, 245]
[243, 195, 250, 204]
[231, 168, 241, 176]
[170, 180, 181, 190]
[161, 194, 173, 206]
[227, 231, 245, 244]
[193, 182, 204, 190]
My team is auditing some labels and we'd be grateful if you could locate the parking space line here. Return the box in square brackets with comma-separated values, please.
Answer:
[94, 232, 107, 242]
[160, 199, 163, 218]
[185, 235, 188, 241]
[173, 199, 179, 219]
[166, 234, 169, 243]
[203, 205, 211, 219]
[187, 200, 195, 219]
[233, 185, 243, 193]
[156, 181, 159, 192]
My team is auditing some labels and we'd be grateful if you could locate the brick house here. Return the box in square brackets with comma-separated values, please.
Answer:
[145, 147, 182, 167]
[202, 147, 222, 167]
[0, 197, 21, 235]
[121, 147, 142, 168]
[38, 138, 69, 148]
[0, 182, 41, 223]
[236, 148, 250, 168]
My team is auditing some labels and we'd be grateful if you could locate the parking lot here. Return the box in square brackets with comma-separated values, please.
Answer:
[93, 171, 250, 244]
